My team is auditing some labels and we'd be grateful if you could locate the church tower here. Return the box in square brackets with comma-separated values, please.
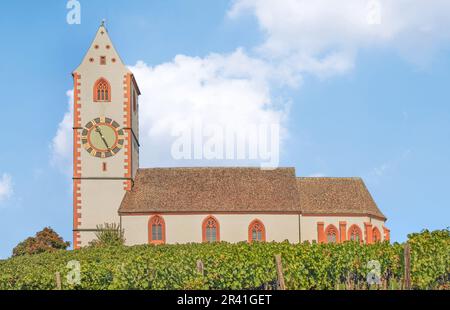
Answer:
[72, 22, 140, 248]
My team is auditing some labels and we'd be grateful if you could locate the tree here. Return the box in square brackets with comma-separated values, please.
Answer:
[12, 227, 70, 257]
[88, 223, 125, 247]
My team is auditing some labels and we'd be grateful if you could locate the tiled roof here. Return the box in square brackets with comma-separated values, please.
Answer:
[118, 168, 385, 220]
[296, 177, 386, 220]
[119, 167, 300, 213]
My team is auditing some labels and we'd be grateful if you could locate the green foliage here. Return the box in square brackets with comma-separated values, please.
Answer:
[11, 227, 70, 257]
[0, 229, 448, 290]
[88, 223, 125, 248]
[407, 228, 450, 289]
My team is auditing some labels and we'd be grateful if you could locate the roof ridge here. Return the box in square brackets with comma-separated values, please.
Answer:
[297, 177, 362, 180]
[137, 167, 295, 170]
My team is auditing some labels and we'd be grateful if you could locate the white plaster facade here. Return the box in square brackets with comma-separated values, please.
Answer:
[121, 214, 387, 245]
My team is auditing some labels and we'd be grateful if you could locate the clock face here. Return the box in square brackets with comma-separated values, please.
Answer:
[81, 117, 124, 158]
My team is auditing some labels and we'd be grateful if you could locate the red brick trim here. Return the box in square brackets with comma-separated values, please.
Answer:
[364, 222, 373, 244]
[73, 133, 81, 179]
[317, 222, 325, 243]
[72, 73, 82, 249]
[325, 224, 340, 243]
[372, 227, 381, 242]
[73, 179, 81, 249]
[248, 219, 266, 242]
[123, 74, 132, 191]
[347, 224, 363, 244]
[148, 215, 166, 244]
[339, 221, 347, 242]
[383, 226, 390, 241]
[73, 231, 81, 249]
[202, 215, 220, 242]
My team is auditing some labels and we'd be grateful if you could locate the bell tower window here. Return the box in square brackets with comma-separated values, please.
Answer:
[93, 78, 111, 102]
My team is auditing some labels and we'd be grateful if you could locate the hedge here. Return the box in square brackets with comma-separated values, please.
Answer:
[0, 229, 448, 290]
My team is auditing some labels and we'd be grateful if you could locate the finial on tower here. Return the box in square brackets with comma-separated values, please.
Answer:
[101, 19, 106, 27]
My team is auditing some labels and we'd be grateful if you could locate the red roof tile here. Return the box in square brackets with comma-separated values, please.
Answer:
[118, 168, 385, 220]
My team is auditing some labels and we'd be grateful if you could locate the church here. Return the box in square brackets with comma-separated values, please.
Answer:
[72, 24, 390, 249]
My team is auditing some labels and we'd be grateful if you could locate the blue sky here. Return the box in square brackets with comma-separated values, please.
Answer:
[0, 0, 449, 258]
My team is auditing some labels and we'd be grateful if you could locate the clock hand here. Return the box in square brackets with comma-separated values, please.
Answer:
[101, 136, 110, 150]
[95, 126, 110, 150]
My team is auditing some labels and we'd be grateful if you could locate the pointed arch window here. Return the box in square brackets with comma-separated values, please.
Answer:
[372, 227, 381, 242]
[325, 224, 339, 244]
[202, 216, 220, 242]
[248, 219, 266, 242]
[348, 225, 363, 243]
[93, 78, 111, 102]
[148, 215, 165, 244]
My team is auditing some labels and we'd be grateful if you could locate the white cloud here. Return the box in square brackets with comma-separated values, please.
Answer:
[50, 90, 73, 175]
[0, 173, 13, 202]
[129, 49, 288, 167]
[229, 0, 450, 72]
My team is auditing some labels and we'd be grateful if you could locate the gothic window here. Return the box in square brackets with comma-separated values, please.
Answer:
[93, 78, 111, 102]
[373, 227, 381, 242]
[348, 225, 363, 243]
[325, 224, 339, 244]
[248, 219, 266, 242]
[100, 56, 106, 65]
[202, 216, 220, 242]
[148, 215, 165, 244]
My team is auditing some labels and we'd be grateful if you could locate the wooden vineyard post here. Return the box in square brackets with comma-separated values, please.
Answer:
[403, 243, 411, 290]
[196, 259, 204, 276]
[55, 272, 62, 290]
[274, 254, 286, 290]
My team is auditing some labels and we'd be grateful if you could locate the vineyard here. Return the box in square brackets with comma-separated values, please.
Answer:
[0, 229, 448, 290]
